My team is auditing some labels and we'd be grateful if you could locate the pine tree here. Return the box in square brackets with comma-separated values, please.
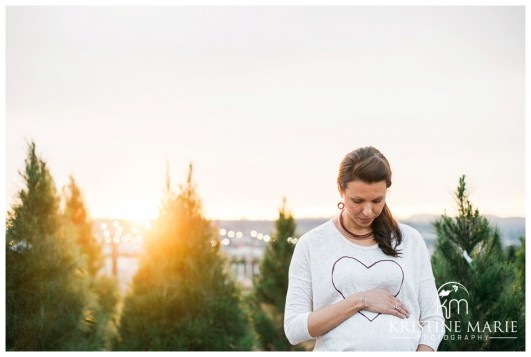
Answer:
[62, 175, 120, 350]
[514, 236, 525, 292]
[63, 176, 103, 277]
[249, 198, 301, 351]
[6, 142, 95, 350]
[431, 175, 525, 351]
[512, 235, 525, 348]
[116, 164, 254, 351]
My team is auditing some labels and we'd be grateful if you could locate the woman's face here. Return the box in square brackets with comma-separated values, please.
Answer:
[339, 180, 387, 230]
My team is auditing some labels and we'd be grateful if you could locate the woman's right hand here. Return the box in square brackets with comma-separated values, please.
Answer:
[361, 288, 410, 319]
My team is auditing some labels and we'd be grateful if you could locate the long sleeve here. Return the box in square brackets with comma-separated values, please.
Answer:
[284, 221, 442, 351]
[284, 238, 314, 345]
[417, 239, 445, 350]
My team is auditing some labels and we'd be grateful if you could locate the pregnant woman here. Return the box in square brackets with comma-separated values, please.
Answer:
[284, 146, 445, 351]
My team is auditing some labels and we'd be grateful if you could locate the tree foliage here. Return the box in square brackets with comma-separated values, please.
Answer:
[249, 198, 301, 350]
[63, 176, 103, 277]
[514, 236, 525, 292]
[62, 175, 121, 350]
[431, 175, 525, 351]
[6, 142, 95, 350]
[116, 164, 254, 351]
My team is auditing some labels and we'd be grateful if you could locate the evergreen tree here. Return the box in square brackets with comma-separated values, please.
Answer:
[249, 198, 300, 351]
[116, 164, 254, 351]
[431, 175, 525, 351]
[6, 142, 95, 350]
[63, 176, 103, 277]
[62, 175, 120, 350]
[514, 236, 525, 292]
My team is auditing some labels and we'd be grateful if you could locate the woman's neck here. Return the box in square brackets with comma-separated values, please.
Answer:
[333, 214, 376, 246]
[340, 210, 372, 235]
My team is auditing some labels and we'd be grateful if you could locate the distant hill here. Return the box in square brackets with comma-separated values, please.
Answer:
[400, 214, 524, 242]
[401, 213, 525, 228]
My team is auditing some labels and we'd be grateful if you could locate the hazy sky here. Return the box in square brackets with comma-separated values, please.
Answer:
[5, 6, 525, 221]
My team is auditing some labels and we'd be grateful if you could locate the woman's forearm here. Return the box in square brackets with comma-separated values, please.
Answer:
[307, 292, 365, 338]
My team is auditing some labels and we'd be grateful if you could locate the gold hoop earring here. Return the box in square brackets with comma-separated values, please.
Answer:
[337, 201, 345, 210]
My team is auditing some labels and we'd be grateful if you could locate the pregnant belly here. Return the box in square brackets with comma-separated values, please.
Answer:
[314, 312, 422, 351]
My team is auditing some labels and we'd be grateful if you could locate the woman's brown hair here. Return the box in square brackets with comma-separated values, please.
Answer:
[337, 146, 402, 257]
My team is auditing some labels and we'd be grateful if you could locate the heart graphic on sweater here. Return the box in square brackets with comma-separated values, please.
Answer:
[331, 256, 404, 322]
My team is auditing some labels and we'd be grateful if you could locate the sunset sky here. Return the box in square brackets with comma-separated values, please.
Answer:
[5, 5, 525, 221]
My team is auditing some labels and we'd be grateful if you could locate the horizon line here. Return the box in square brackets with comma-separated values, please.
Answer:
[89, 213, 526, 223]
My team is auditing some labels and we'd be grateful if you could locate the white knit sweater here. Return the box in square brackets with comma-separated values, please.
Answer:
[284, 220, 445, 351]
